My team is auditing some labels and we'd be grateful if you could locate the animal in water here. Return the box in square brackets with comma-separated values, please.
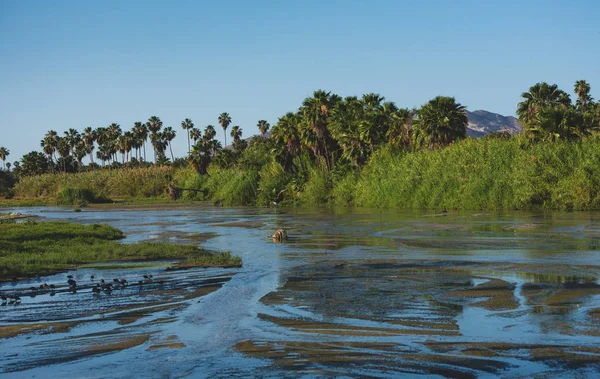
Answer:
[100, 279, 105, 285]
[271, 228, 287, 242]
[143, 275, 151, 280]
[29, 286, 38, 292]
[113, 278, 120, 284]
[49, 284, 56, 290]
[39, 283, 49, 290]
[104, 284, 113, 294]
[1, 294, 7, 304]
[90, 275, 95, 281]
[50, 291, 55, 297]
[67, 275, 73, 279]
[120, 279, 128, 286]
[67, 279, 77, 289]
[92, 285, 102, 294]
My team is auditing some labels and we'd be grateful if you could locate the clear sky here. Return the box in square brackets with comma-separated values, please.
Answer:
[1, 0, 599, 162]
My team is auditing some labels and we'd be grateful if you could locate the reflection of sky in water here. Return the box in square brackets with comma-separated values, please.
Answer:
[2, 206, 600, 377]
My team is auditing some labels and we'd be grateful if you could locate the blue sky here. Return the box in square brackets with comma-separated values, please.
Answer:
[1, 0, 599, 162]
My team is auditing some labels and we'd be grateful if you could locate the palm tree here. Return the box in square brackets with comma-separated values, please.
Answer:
[82, 127, 96, 163]
[574, 80, 593, 113]
[517, 82, 572, 130]
[56, 137, 71, 172]
[189, 127, 202, 145]
[257, 120, 270, 137]
[181, 118, 194, 154]
[271, 112, 302, 172]
[133, 122, 148, 161]
[204, 125, 217, 140]
[162, 126, 177, 161]
[147, 116, 163, 163]
[412, 96, 468, 149]
[0, 147, 9, 169]
[301, 90, 339, 170]
[218, 112, 232, 147]
[41, 130, 59, 163]
[64, 128, 81, 156]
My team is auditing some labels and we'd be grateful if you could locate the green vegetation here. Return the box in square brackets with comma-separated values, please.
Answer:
[3, 80, 600, 210]
[0, 221, 242, 280]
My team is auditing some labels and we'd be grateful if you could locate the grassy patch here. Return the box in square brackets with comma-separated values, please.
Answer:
[0, 221, 242, 280]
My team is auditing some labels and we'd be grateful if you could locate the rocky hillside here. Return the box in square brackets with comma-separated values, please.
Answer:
[466, 110, 522, 137]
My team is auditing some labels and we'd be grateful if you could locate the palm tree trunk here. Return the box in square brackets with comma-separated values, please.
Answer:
[143, 142, 146, 162]
[187, 133, 190, 155]
[169, 144, 174, 162]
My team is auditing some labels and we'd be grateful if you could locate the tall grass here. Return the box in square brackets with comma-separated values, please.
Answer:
[354, 137, 600, 210]
[13, 167, 174, 200]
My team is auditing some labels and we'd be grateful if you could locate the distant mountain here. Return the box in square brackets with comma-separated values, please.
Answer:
[466, 110, 522, 137]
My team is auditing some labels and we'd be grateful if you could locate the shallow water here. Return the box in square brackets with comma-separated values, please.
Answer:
[1, 206, 600, 378]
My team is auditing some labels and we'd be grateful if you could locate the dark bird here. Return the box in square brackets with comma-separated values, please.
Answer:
[29, 286, 38, 292]
[92, 286, 102, 294]
[143, 275, 149, 279]
[50, 291, 55, 297]
[120, 279, 128, 286]
[138, 280, 143, 286]
[68, 279, 77, 288]
[49, 284, 56, 290]
[1, 295, 7, 304]
[67, 275, 73, 279]
[113, 279, 119, 283]
[90, 275, 95, 281]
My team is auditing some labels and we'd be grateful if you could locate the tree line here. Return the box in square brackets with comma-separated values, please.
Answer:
[1, 79, 598, 180]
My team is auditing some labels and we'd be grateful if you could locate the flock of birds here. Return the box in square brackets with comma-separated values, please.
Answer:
[1, 273, 162, 306]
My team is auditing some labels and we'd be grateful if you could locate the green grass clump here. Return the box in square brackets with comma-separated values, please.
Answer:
[0, 221, 242, 280]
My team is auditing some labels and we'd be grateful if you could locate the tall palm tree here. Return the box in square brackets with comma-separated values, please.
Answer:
[257, 120, 270, 136]
[41, 130, 59, 162]
[181, 118, 194, 154]
[412, 96, 467, 149]
[517, 82, 571, 130]
[574, 80, 593, 113]
[56, 137, 71, 172]
[218, 112, 232, 147]
[301, 90, 339, 170]
[82, 127, 96, 163]
[162, 126, 177, 161]
[147, 116, 163, 163]
[133, 122, 148, 161]
[0, 147, 9, 169]
[64, 128, 81, 156]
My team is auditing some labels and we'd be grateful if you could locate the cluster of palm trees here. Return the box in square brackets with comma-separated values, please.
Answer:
[517, 80, 600, 140]
[38, 117, 179, 172]
[270, 91, 467, 173]
[7, 80, 598, 179]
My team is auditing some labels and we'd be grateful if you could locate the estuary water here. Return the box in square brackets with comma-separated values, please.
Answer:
[1, 206, 600, 378]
